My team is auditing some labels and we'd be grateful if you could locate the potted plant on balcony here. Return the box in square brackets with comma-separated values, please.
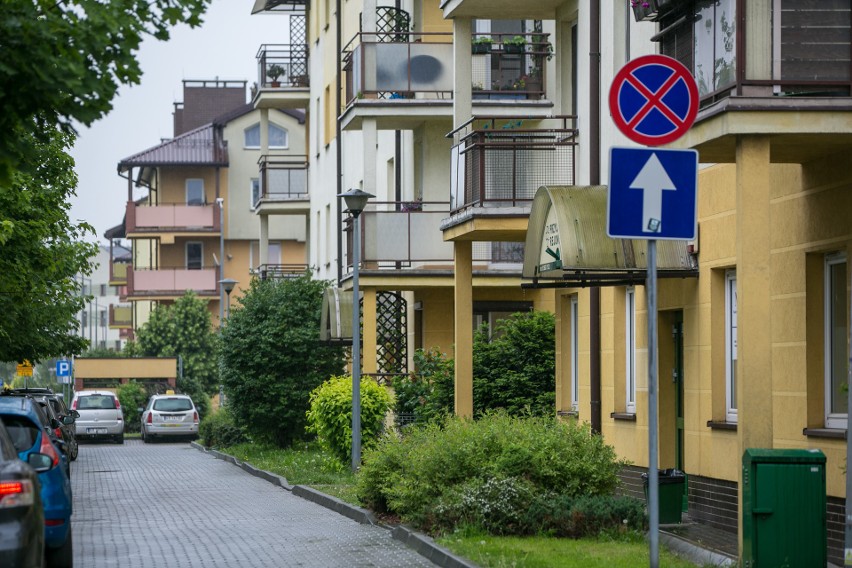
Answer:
[267, 64, 285, 88]
[502, 35, 526, 54]
[472, 36, 493, 54]
[631, 0, 679, 22]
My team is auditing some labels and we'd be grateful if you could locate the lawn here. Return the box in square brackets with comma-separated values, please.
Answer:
[436, 532, 702, 568]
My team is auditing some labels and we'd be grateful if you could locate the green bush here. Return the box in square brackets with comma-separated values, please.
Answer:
[522, 493, 646, 538]
[116, 381, 147, 433]
[392, 347, 454, 425]
[356, 412, 626, 533]
[306, 375, 393, 464]
[199, 408, 246, 449]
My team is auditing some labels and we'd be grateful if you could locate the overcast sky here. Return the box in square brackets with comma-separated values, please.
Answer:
[69, 1, 290, 243]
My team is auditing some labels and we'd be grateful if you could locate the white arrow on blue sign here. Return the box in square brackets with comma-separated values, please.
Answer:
[56, 360, 71, 377]
[607, 147, 698, 241]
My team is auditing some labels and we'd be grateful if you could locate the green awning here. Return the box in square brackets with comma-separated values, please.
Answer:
[522, 185, 698, 288]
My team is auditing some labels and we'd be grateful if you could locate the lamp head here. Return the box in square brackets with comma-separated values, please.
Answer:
[338, 188, 374, 217]
[218, 278, 238, 295]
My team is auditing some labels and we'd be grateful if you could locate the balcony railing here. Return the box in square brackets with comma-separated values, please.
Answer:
[342, 201, 525, 275]
[126, 201, 221, 233]
[254, 155, 309, 208]
[257, 44, 309, 89]
[127, 268, 219, 296]
[110, 260, 129, 286]
[109, 305, 133, 329]
[449, 116, 578, 212]
[471, 32, 550, 101]
[255, 264, 310, 280]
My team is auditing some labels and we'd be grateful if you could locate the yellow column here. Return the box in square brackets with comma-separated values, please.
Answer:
[454, 241, 473, 417]
[555, 291, 571, 415]
[735, 136, 773, 554]
[362, 288, 378, 376]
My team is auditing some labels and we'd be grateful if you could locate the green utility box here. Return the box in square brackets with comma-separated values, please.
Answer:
[742, 449, 826, 568]
[642, 469, 685, 524]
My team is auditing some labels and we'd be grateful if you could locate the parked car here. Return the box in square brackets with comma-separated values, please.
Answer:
[72, 390, 124, 444]
[140, 394, 199, 443]
[33, 399, 77, 469]
[0, 416, 48, 568]
[13, 390, 79, 461]
[0, 396, 73, 568]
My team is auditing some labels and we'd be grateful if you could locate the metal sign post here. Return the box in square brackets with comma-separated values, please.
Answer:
[647, 240, 659, 568]
[846, 295, 852, 565]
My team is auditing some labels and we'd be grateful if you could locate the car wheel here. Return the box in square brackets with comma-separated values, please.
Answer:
[70, 442, 78, 461]
[141, 430, 148, 444]
[45, 528, 72, 568]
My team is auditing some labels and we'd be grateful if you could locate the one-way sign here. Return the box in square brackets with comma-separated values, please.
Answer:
[607, 147, 698, 241]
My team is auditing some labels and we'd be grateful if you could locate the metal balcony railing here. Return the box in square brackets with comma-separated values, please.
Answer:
[254, 155, 309, 208]
[448, 116, 578, 212]
[255, 264, 310, 280]
[257, 44, 309, 89]
[471, 31, 550, 101]
[341, 201, 525, 275]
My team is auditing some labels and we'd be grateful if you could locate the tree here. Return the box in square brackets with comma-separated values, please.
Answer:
[0, 124, 97, 363]
[135, 291, 218, 417]
[219, 275, 346, 447]
[0, 0, 211, 183]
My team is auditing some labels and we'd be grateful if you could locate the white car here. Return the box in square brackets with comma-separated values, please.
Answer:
[72, 390, 125, 444]
[140, 394, 199, 443]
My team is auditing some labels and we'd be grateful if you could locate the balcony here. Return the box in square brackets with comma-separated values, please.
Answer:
[253, 44, 310, 110]
[109, 305, 133, 329]
[470, 32, 550, 102]
[253, 155, 309, 215]
[658, 1, 852, 163]
[255, 264, 310, 280]
[342, 201, 525, 278]
[125, 201, 221, 239]
[126, 268, 219, 298]
[110, 260, 129, 287]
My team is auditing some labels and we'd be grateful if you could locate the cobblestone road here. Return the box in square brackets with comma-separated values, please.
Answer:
[71, 440, 439, 567]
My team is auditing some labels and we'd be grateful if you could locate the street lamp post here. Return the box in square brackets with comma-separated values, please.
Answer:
[338, 188, 374, 471]
[218, 278, 238, 321]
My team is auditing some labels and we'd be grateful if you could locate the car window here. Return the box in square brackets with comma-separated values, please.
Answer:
[0, 419, 18, 460]
[78, 395, 116, 410]
[1, 415, 39, 452]
[153, 398, 194, 412]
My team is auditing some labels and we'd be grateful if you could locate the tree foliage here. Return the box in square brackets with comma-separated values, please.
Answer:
[0, 124, 97, 362]
[0, 0, 211, 182]
[219, 275, 345, 447]
[135, 291, 218, 417]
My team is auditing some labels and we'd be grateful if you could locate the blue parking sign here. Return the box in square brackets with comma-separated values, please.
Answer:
[56, 360, 71, 377]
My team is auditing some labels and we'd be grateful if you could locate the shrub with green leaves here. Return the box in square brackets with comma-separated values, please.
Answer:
[357, 412, 626, 533]
[307, 375, 393, 464]
[392, 347, 454, 424]
[199, 408, 246, 449]
[116, 381, 147, 433]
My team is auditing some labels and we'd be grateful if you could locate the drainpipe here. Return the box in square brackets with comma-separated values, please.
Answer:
[336, 0, 343, 285]
[589, 0, 602, 434]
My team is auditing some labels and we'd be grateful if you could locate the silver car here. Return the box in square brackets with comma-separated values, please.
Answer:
[140, 395, 199, 443]
[72, 391, 124, 444]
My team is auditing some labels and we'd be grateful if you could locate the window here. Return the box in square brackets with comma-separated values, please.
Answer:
[186, 242, 203, 270]
[725, 270, 737, 422]
[570, 295, 579, 411]
[99, 284, 107, 296]
[626, 287, 636, 414]
[244, 123, 288, 149]
[251, 178, 261, 208]
[99, 310, 107, 328]
[825, 253, 847, 429]
[186, 179, 204, 205]
[81, 311, 88, 330]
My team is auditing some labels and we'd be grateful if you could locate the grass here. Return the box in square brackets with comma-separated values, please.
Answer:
[224, 441, 358, 504]
[436, 532, 703, 568]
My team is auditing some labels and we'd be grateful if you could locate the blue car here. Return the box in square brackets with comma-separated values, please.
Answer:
[0, 396, 73, 568]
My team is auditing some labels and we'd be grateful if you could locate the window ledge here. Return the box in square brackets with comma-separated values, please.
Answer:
[803, 428, 846, 440]
[611, 412, 636, 421]
[707, 420, 737, 431]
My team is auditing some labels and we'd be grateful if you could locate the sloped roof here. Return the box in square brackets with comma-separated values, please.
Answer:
[118, 124, 228, 172]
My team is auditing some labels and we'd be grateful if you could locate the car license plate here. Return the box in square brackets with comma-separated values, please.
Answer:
[87, 428, 107, 434]
[164, 416, 182, 422]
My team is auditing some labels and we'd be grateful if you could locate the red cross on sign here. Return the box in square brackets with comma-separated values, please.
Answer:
[609, 54, 699, 146]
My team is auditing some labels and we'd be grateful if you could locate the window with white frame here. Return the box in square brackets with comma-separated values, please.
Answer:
[825, 253, 847, 429]
[186, 242, 203, 270]
[250, 178, 261, 209]
[626, 287, 636, 414]
[570, 295, 579, 411]
[244, 123, 288, 149]
[725, 270, 737, 423]
[186, 179, 204, 205]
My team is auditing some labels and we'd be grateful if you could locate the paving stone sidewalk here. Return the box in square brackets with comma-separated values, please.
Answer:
[72, 440, 440, 567]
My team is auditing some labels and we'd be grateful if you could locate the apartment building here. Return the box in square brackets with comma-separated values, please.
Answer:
[109, 79, 307, 330]
[253, 0, 852, 562]
[77, 245, 127, 351]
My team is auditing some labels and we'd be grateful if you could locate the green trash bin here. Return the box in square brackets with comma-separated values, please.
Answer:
[642, 469, 685, 524]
